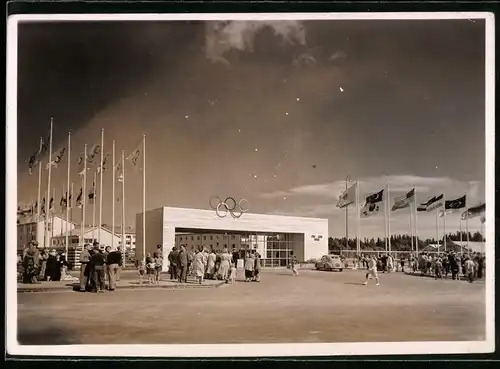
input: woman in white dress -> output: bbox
[219,248,231,281]
[193,246,205,284]
[206,250,216,279]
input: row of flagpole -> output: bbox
[23,118,148,264]
[337,180,485,256]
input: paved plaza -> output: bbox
[17,269,485,345]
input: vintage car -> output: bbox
[315,255,343,272]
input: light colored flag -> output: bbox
[97,153,110,175]
[438,209,453,218]
[360,202,383,218]
[336,182,357,208]
[87,144,101,166]
[425,194,444,212]
[126,143,142,168]
[46,147,66,169]
[391,188,415,211]
[461,202,485,220]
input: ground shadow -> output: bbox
[344,282,366,286]
[17,326,80,345]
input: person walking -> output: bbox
[168,246,178,280]
[22,241,40,284]
[363,255,380,286]
[178,245,189,283]
[232,247,239,269]
[253,251,262,282]
[290,253,299,276]
[206,249,216,280]
[244,251,254,282]
[464,256,475,283]
[79,244,92,292]
[193,246,205,284]
[38,249,48,281]
[90,248,107,293]
[219,248,231,281]
[106,247,122,291]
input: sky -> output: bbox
[15,18,487,239]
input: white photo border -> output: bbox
[6,11,495,358]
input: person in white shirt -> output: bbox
[363,256,380,286]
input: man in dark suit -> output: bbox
[168,246,179,280]
[177,245,189,283]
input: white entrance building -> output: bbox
[136,206,328,270]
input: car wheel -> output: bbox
[339,269,343,272]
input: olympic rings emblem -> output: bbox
[209,196,250,219]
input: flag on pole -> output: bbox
[77,151,87,176]
[46,147,66,169]
[126,143,142,169]
[88,180,97,204]
[480,215,486,224]
[41,134,50,154]
[68,188,73,208]
[417,194,444,212]
[87,144,101,166]
[445,195,466,210]
[60,192,67,209]
[76,188,83,208]
[49,196,54,211]
[27,149,42,175]
[360,189,384,218]
[336,182,357,208]
[41,197,46,216]
[461,202,485,220]
[116,161,124,182]
[391,188,415,211]
[438,209,453,218]
[97,153,110,175]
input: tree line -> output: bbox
[329,231,485,252]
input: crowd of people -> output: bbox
[352,251,485,283]
[166,245,262,284]
[78,241,123,293]
[19,241,74,284]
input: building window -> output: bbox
[204,236,206,240]
[224,244,227,248]
[197,236,200,240]
[210,236,213,240]
[180,237,183,241]
[232,235,235,240]
[191,236,194,240]
[232,244,235,248]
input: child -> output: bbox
[228,262,237,284]
[138,260,146,285]
[147,260,156,284]
[154,251,163,284]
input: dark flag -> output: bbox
[365,189,384,204]
[76,188,83,208]
[445,195,466,210]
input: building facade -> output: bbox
[118,232,136,249]
[17,215,76,250]
[136,206,329,269]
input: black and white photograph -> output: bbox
[6,12,494,357]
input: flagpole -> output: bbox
[61,184,65,236]
[81,144,88,247]
[459,218,463,255]
[36,137,43,223]
[142,134,146,264]
[410,202,414,251]
[384,187,388,253]
[466,212,469,248]
[414,186,419,257]
[356,181,360,255]
[51,187,55,245]
[387,183,391,254]
[65,132,71,256]
[345,175,349,252]
[443,191,447,252]
[436,207,439,250]
[121,150,126,265]
[112,140,116,250]
[70,182,74,226]
[92,170,97,241]
[98,128,104,243]
[44,117,54,249]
